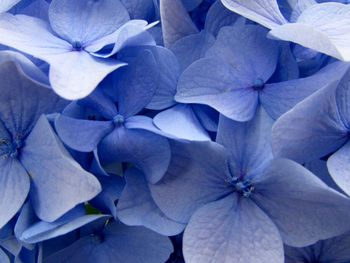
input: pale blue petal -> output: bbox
[269,3,350,61]
[149,140,231,223]
[0,158,29,229]
[253,158,350,247]
[160,0,198,47]
[221,0,288,29]
[55,116,113,152]
[272,82,349,163]
[216,107,274,180]
[0,0,20,13]
[47,51,127,100]
[120,0,155,20]
[176,58,259,122]
[183,195,284,263]
[171,31,215,72]
[98,126,171,184]
[0,13,71,61]
[327,141,350,196]
[117,168,185,236]
[153,104,210,141]
[20,116,101,222]
[48,0,129,45]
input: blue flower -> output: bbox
[0,0,155,99]
[149,108,350,262]
[55,50,171,183]
[0,58,101,227]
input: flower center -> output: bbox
[227,177,255,198]
[113,114,125,126]
[252,78,265,91]
[0,138,23,159]
[71,41,83,51]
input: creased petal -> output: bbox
[253,158,350,247]
[183,195,283,263]
[20,116,101,222]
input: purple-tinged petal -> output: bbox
[20,116,101,222]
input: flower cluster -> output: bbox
[1,0,350,262]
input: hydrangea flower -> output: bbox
[149,108,350,262]
[0,0,155,99]
[0,58,101,228]
[55,49,171,183]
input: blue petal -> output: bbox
[216,107,274,180]
[192,105,219,132]
[48,0,130,45]
[45,220,173,263]
[182,0,203,11]
[176,58,259,122]
[0,248,9,263]
[20,116,101,222]
[171,30,215,72]
[90,175,125,218]
[261,61,350,119]
[253,158,350,247]
[117,168,185,236]
[55,116,113,152]
[204,0,240,36]
[153,104,210,141]
[98,126,171,184]
[0,14,71,61]
[327,141,350,195]
[183,195,284,263]
[0,158,29,229]
[116,50,158,117]
[206,25,279,84]
[47,51,127,100]
[0,60,66,138]
[120,0,155,20]
[272,81,349,163]
[221,0,288,29]
[149,140,231,223]
[0,0,20,13]
[160,0,198,47]
[269,3,350,61]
